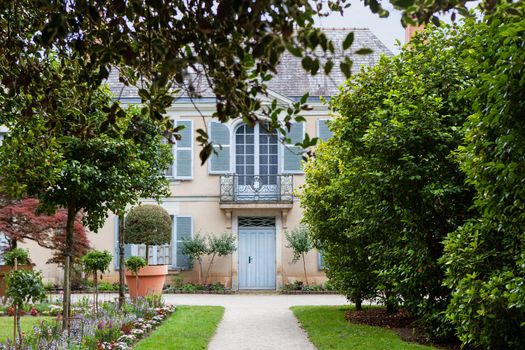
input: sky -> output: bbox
[314,1,405,53]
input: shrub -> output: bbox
[82,250,113,311]
[442,4,525,348]
[204,234,236,284]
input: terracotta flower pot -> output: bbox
[125,265,168,298]
[0,265,33,297]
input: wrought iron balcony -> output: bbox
[220,174,293,203]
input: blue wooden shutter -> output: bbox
[173,216,192,269]
[283,122,304,173]
[318,251,325,270]
[317,119,333,142]
[209,121,231,173]
[175,120,193,179]
[114,215,132,269]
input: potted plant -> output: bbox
[124,204,171,297]
[81,250,112,312]
[0,248,33,297]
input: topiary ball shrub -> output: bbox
[124,205,171,262]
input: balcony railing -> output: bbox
[220,174,293,203]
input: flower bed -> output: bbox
[0,298,175,350]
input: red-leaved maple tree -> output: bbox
[0,197,90,265]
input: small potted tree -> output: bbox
[81,250,112,312]
[124,204,171,297]
[0,248,33,297]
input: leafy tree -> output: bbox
[0,56,171,330]
[81,250,113,312]
[0,197,89,265]
[0,0,489,164]
[125,256,147,299]
[124,204,172,263]
[302,23,474,338]
[442,4,525,348]
[6,270,45,345]
[181,234,208,284]
[204,234,236,285]
[285,226,313,286]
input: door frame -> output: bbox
[238,225,276,290]
[231,212,283,291]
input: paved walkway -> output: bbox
[67,293,348,349]
[163,293,348,350]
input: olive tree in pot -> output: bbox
[124,204,171,297]
[81,250,112,313]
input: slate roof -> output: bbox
[106,28,391,100]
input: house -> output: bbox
[14,28,391,290]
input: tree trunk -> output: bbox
[204,253,216,285]
[118,213,125,309]
[16,306,21,347]
[13,258,17,349]
[62,205,77,331]
[355,298,362,311]
[145,244,149,265]
[302,252,309,286]
[197,259,203,285]
[94,272,98,313]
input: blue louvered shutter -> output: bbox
[282,122,304,173]
[173,216,192,269]
[174,120,193,179]
[318,251,325,270]
[209,121,231,173]
[317,119,333,142]
[114,215,132,269]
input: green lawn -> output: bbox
[291,306,436,350]
[0,316,52,343]
[134,305,224,350]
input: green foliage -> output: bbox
[124,205,172,246]
[81,250,112,276]
[6,270,46,308]
[125,256,147,275]
[285,226,313,263]
[207,234,236,257]
[441,4,525,349]
[3,248,30,266]
[302,22,474,337]
[181,234,208,265]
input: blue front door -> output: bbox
[238,218,276,289]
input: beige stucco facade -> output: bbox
[22,98,331,290]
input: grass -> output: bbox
[291,306,437,350]
[134,305,224,350]
[0,316,52,343]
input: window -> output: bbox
[164,120,193,180]
[114,215,192,269]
